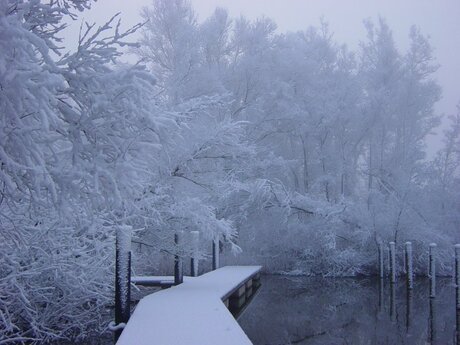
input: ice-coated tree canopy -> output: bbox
[0,0,458,343]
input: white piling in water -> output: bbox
[405,242,413,290]
[378,242,384,279]
[212,237,220,271]
[389,242,396,284]
[190,231,200,277]
[429,243,436,298]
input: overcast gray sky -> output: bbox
[65,0,460,153]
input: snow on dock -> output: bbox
[131,276,176,287]
[117,266,262,345]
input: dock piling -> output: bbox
[455,244,460,342]
[212,237,220,271]
[378,242,384,279]
[190,231,200,277]
[390,280,396,322]
[174,232,184,285]
[115,225,132,340]
[429,294,436,343]
[455,244,460,301]
[429,243,436,298]
[406,287,413,333]
[405,242,413,290]
[389,242,396,284]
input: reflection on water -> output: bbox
[238,275,458,345]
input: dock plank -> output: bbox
[117,266,262,345]
[131,276,176,286]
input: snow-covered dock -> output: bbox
[117,266,262,345]
[131,275,176,287]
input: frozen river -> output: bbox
[238,275,458,345]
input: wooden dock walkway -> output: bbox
[116,265,262,345]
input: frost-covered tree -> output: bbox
[359,19,442,246]
[134,4,452,277]
[0,1,172,342]
[424,105,460,243]
[435,106,460,189]
[132,0,261,270]
[1,1,458,342]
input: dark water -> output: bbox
[238,275,459,345]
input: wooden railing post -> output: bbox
[174,231,183,285]
[212,237,219,271]
[190,231,200,277]
[115,225,132,340]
